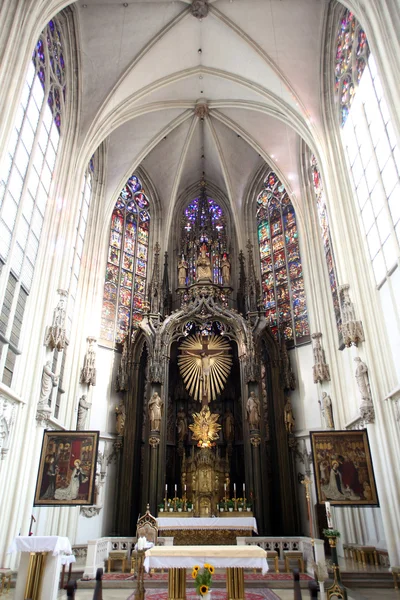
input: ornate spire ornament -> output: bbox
[189,405,221,447]
[80,337,97,386]
[339,284,365,347]
[245,240,260,313]
[178,333,232,404]
[148,242,161,314]
[237,250,246,315]
[162,252,172,316]
[44,289,68,351]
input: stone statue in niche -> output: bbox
[177,256,188,287]
[176,407,187,442]
[196,243,212,281]
[80,337,97,386]
[115,402,126,436]
[223,408,234,442]
[246,391,261,430]
[148,392,163,431]
[354,357,375,423]
[284,396,295,433]
[320,392,334,429]
[221,253,231,286]
[39,360,59,406]
[77,395,92,430]
[311,332,330,383]
[339,284,365,347]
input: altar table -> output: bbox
[144,544,268,600]
[8,536,72,600]
[156,517,257,546]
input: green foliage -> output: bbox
[192,564,213,596]
[323,528,341,537]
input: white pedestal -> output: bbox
[13,552,61,600]
[8,536,72,600]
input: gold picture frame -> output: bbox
[310,430,379,506]
[34,430,99,506]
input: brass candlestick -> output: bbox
[301,476,314,546]
[164,495,167,511]
[233,486,238,511]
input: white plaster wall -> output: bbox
[290,344,322,432]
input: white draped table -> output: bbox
[156,517,258,533]
[144,544,268,600]
[8,536,72,600]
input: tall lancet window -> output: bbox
[257,170,309,345]
[100,174,151,344]
[0,17,67,386]
[310,156,341,334]
[336,10,400,285]
[181,189,227,286]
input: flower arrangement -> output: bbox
[192,563,214,597]
[323,528,341,537]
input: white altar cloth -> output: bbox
[8,536,72,556]
[144,545,268,574]
[157,517,257,533]
[8,536,73,600]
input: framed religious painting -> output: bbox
[310,430,379,506]
[34,430,99,506]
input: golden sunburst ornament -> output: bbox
[178,333,232,403]
[189,406,221,447]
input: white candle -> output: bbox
[184,484,186,491]
[325,501,333,528]
[243,483,245,492]
[165,484,167,492]
[234,483,236,491]
[175,484,177,493]
[224,483,226,491]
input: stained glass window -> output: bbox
[0,16,67,386]
[336,10,400,285]
[310,156,341,335]
[256,170,309,344]
[181,195,227,286]
[100,174,150,344]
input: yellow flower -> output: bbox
[204,563,210,569]
[192,570,197,579]
[193,565,200,571]
[207,565,215,575]
[200,584,209,595]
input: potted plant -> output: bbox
[227,499,234,512]
[237,499,244,512]
[323,529,341,538]
[187,500,193,512]
[218,501,224,512]
[192,563,214,599]
[158,502,164,513]
[177,499,183,512]
[246,501,252,512]
[168,498,174,512]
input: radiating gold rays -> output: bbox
[178,334,232,402]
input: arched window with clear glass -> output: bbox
[100,174,151,344]
[336,10,400,285]
[0,16,67,386]
[256,170,309,346]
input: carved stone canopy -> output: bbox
[195,103,209,118]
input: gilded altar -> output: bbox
[182,447,228,517]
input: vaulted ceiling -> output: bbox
[76,0,328,235]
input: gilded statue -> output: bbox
[189,405,221,447]
[196,243,212,281]
[284,397,295,433]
